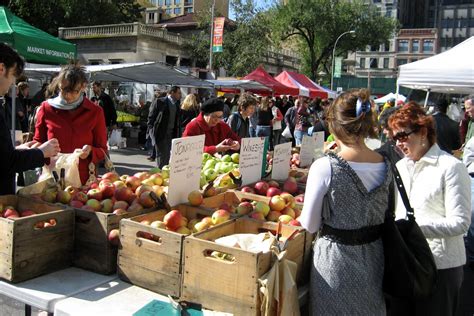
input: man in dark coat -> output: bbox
[92,81,117,130]
[0,43,60,194]
[433,98,461,154]
[147,86,182,168]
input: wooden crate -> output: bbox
[181,218,307,316]
[200,190,270,210]
[73,206,156,275]
[117,204,214,297]
[0,196,74,283]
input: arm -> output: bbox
[106,95,117,126]
[147,99,159,130]
[417,162,471,238]
[33,105,47,143]
[275,108,283,121]
[300,157,331,233]
[89,107,108,163]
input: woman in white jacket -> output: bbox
[388,102,471,316]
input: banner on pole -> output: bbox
[212,17,225,53]
[334,57,343,78]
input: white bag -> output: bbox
[39,149,83,188]
[282,126,293,139]
[108,129,122,147]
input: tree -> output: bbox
[270,0,398,80]
[7,0,142,36]
[183,0,274,77]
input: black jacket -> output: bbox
[227,112,250,138]
[147,96,181,143]
[0,99,44,195]
[433,112,461,154]
[95,92,117,127]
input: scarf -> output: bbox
[47,94,84,111]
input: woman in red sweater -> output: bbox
[183,98,240,155]
[34,63,107,185]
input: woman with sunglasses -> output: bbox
[387,102,470,316]
[34,62,108,185]
[300,89,391,315]
[183,97,240,154]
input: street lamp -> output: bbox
[331,30,355,92]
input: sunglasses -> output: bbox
[392,130,416,142]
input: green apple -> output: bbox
[204,169,218,181]
[231,153,240,163]
[200,174,208,188]
[222,162,234,173]
[221,154,232,163]
[149,167,161,174]
[161,165,170,179]
[202,153,211,162]
[203,159,217,170]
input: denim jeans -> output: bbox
[256,125,273,149]
[466,178,474,263]
[294,129,306,146]
[249,126,257,137]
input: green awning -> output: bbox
[0,6,76,64]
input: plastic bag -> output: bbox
[108,129,122,147]
[282,126,293,139]
[39,149,83,188]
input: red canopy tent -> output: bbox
[275,71,328,99]
[243,66,299,96]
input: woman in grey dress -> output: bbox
[300,89,391,315]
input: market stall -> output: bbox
[374,92,406,104]
[243,66,299,96]
[275,70,328,99]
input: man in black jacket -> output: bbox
[0,43,60,194]
[433,98,461,154]
[147,86,182,168]
[92,81,117,130]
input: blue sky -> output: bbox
[229,0,276,19]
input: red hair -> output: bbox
[388,102,436,146]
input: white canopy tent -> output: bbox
[207,79,272,92]
[25,61,214,88]
[374,92,406,104]
[397,36,474,94]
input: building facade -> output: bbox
[148,0,229,18]
[439,1,474,51]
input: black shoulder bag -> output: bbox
[383,161,438,300]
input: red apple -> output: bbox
[249,211,265,221]
[163,210,183,231]
[134,172,150,181]
[254,181,269,196]
[73,191,88,204]
[211,209,231,225]
[267,210,282,222]
[114,180,126,189]
[108,229,120,245]
[115,187,135,203]
[138,191,156,208]
[289,219,301,226]
[241,186,255,194]
[86,199,102,212]
[113,200,129,211]
[283,177,298,195]
[269,195,286,212]
[266,187,282,197]
[125,176,141,192]
[99,181,115,199]
[135,185,152,197]
[128,202,144,213]
[280,192,296,208]
[235,201,253,215]
[295,194,305,203]
[281,207,296,219]
[69,200,84,209]
[149,173,163,186]
[87,189,103,201]
[187,190,203,206]
[102,172,120,183]
[268,180,280,188]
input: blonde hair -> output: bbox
[181,94,199,111]
[259,96,271,111]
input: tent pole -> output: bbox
[11,85,16,144]
[395,80,399,101]
[424,89,431,108]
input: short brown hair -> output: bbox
[327,88,377,144]
[49,61,88,93]
[17,81,29,91]
[237,92,257,112]
[388,102,436,146]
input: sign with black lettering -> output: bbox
[240,137,266,185]
[168,135,205,206]
[271,142,292,180]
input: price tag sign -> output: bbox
[299,134,316,167]
[271,142,292,180]
[313,131,325,160]
[168,135,205,207]
[240,137,266,185]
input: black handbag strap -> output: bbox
[385,158,415,220]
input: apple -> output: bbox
[289,219,301,226]
[64,186,79,196]
[100,199,114,213]
[113,200,129,211]
[231,153,239,163]
[176,226,192,235]
[87,189,103,201]
[268,180,280,188]
[283,177,298,195]
[235,201,253,215]
[115,187,135,203]
[99,181,115,198]
[269,195,286,212]
[20,210,36,217]
[267,211,282,222]
[203,186,218,197]
[128,202,144,213]
[294,208,302,218]
[86,199,102,212]
[114,180,126,189]
[120,175,129,182]
[161,165,170,179]
[152,185,165,197]
[141,178,155,187]
[266,187,282,197]
[202,152,212,161]
[218,202,231,212]
[4,208,19,218]
[90,182,99,190]
[138,191,156,208]
[41,189,57,203]
[281,207,296,219]
[135,185,152,198]
[187,218,200,230]
[108,229,120,245]
[150,220,167,229]
[194,221,210,233]
[154,209,167,221]
[254,201,270,217]
[149,173,163,186]
[278,214,293,224]
[57,190,72,204]
[113,208,128,215]
[203,169,218,181]
[280,192,296,208]
[211,209,231,225]
[102,172,120,183]
[295,194,305,203]
[249,211,265,221]
[125,176,141,192]
[70,200,84,209]
[134,172,150,181]
[149,167,161,174]
[254,181,269,196]
[164,210,183,231]
[188,190,203,206]
[241,186,255,194]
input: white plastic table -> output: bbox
[0,267,117,316]
[54,279,230,316]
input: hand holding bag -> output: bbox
[39,149,83,188]
[282,126,293,139]
[383,160,438,300]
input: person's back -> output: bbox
[433,99,461,153]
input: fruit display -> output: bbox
[239,177,305,206]
[200,152,240,191]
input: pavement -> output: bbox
[1,141,474,315]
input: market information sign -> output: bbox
[313,131,325,159]
[334,57,343,78]
[271,142,292,180]
[212,17,225,53]
[299,134,316,168]
[240,137,266,185]
[168,135,205,207]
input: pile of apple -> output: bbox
[290,153,301,168]
[288,169,308,186]
[240,177,305,203]
[200,152,240,190]
[40,170,168,214]
[0,205,57,228]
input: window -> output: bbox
[383,58,389,69]
[370,45,378,52]
[184,0,193,5]
[166,8,172,14]
[423,40,434,52]
[175,0,181,4]
[385,5,392,17]
[369,58,378,69]
[412,40,419,53]
[397,59,408,67]
[398,40,409,52]
[360,58,366,68]
[148,13,155,21]
[384,41,390,51]
[184,7,193,13]
[165,0,171,5]
[174,8,181,14]
[158,0,164,5]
